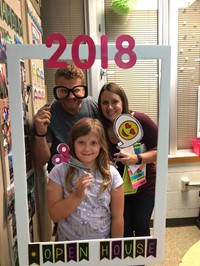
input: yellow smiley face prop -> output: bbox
[114,114,143,148]
[118,120,139,141]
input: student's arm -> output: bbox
[31,106,51,166]
[47,174,93,223]
[31,137,52,167]
[110,184,124,238]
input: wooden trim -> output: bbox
[168,155,200,164]
[150,217,198,227]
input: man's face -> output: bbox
[55,77,84,114]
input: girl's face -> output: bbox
[74,131,100,169]
[100,90,123,123]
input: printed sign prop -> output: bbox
[7,38,171,265]
[114,114,143,149]
[113,114,146,192]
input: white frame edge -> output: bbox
[6,43,171,265]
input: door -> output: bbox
[84,0,107,100]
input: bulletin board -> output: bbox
[7,41,171,265]
[0,1,23,263]
[26,0,46,113]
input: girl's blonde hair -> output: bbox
[66,118,111,193]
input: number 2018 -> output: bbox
[45,33,137,70]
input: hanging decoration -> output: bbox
[111,0,137,15]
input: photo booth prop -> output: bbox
[7,40,171,265]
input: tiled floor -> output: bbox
[150,225,200,266]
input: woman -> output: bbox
[98,82,158,237]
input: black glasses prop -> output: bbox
[53,85,88,100]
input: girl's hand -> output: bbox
[74,173,93,198]
[34,105,51,136]
[113,151,137,165]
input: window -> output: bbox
[177,0,200,149]
[105,0,159,124]
[40,0,85,102]
[105,0,200,153]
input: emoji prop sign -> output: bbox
[114,114,143,149]
[114,114,146,192]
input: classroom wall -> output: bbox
[167,162,200,219]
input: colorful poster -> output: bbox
[0,0,23,43]
[27,0,46,113]
[0,63,8,99]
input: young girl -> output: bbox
[47,117,124,241]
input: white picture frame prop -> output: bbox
[7,42,171,265]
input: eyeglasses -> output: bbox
[53,85,88,100]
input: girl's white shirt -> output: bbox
[48,163,123,241]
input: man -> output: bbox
[31,65,99,172]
